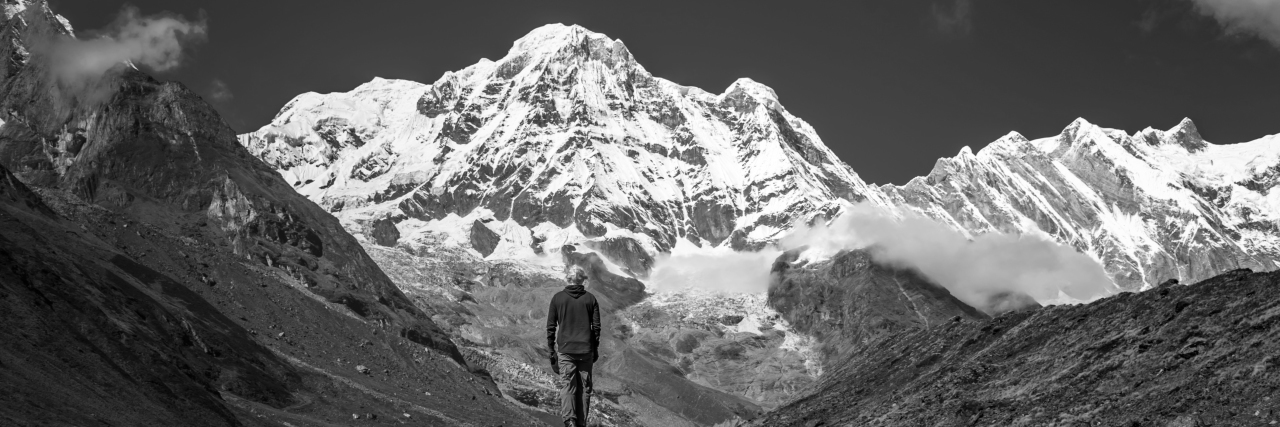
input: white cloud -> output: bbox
[647,239,780,294]
[780,203,1118,313]
[931,0,974,37]
[31,5,207,91]
[210,78,233,102]
[647,202,1118,315]
[1189,0,1280,46]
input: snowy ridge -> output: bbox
[241,23,884,267]
[241,24,1280,290]
[886,118,1280,289]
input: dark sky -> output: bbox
[51,0,1280,185]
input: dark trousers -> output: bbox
[558,352,593,426]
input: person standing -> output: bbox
[546,266,601,427]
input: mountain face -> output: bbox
[0,2,545,425]
[888,119,1280,291]
[242,24,1279,292]
[752,268,1280,427]
[768,248,990,363]
[240,24,884,275]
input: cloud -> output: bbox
[646,201,1116,316]
[29,5,207,96]
[931,0,974,37]
[1136,8,1162,35]
[1188,0,1280,46]
[647,243,781,294]
[209,79,233,102]
[779,203,1118,313]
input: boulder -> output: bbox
[369,218,400,247]
[469,220,501,257]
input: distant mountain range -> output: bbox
[241,23,1280,292]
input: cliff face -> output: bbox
[754,268,1280,427]
[768,249,990,363]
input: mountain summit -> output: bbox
[241,24,880,276]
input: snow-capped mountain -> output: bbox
[241,23,1280,289]
[888,118,1280,290]
[240,24,885,275]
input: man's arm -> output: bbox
[590,298,601,359]
[546,296,558,354]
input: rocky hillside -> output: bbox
[1,163,294,427]
[0,2,544,425]
[768,248,991,363]
[753,266,1280,426]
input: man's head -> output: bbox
[565,266,588,286]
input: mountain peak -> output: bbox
[718,77,782,112]
[1166,117,1205,151]
[511,23,599,49]
[505,23,634,67]
[724,78,779,101]
[1135,118,1206,152]
[3,0,35,19]
[4,0,73,35]
[1063,117,1095,133]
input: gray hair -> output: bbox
[565,266,588,285]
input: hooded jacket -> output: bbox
[546,284,601,355]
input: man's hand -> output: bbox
[549,353,560,375]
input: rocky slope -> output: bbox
[768,248,991,363]
[0,2,543,425]
[752,266,1280,427]
[0,163,294,427]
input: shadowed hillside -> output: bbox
[754,267,1280,426]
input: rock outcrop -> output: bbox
[768,248,989,362]
[469,219,502,257]
[369,216,400,246]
